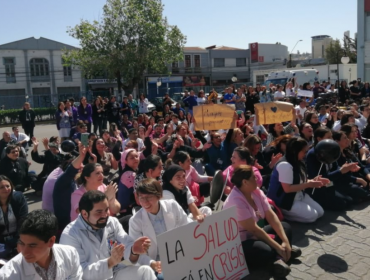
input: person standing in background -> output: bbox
[18,102,35,146]
[77,97,93,133]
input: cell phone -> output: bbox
[81,133,89,147]
[236,110,243,115]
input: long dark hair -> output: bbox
[0,175,14,206]
[91,138,104,163]
[313,127,331,147]
[285,137,307,182]
[77,163,102,185]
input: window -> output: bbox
[185,55,192,68]
[3,57,16,83]
[256,75,265,84]
[214,58,225,68]
[62,58,72,81]
[172,61,179,73]
[30,58,50,82]
[236,58,247,67]
[194,55,201,67]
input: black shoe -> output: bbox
[272,259,291,278]
[290,245,302,260]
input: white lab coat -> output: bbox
[60,215,153,280]
[129,199,191,266]
[0,244,83,280]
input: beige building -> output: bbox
[311,35,333,59]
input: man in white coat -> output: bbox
[0,209,83,280]
[60,190,156,280]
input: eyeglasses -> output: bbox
[137,195,157,202]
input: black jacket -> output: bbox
[0,156,29,191]
[18,109,35,127]
[31,150,64,178]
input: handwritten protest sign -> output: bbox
[297,89,313,97]
[193,104,236,131]
[157,206,249,280]
[254,101,294,125]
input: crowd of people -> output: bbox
[1,78,370,279]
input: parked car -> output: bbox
[151,97,177,112]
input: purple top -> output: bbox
[77,104,92,123]
[223,187,270,241]
[42,167,64,213]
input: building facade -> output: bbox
[358,0,370,81]
[311,35,333,59]
[0,37,83,109]
[145,43,288,99]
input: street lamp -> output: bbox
[336,51,350,84]
[289,39,303,68]
[156,78,162,95]
[231,74,238,83]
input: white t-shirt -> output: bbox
[276,161,304,200]
[162,187,195,205]
[274,91,286,99]
[286,88,295,97]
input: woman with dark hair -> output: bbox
[70,163,120,221]
[0,175,28,259]
[101,129,119,153]
[88,138,118,184]
[266,110,297,146]
[305,128,353,210]
[332,131,370,202]
[333,111,366,131]
[169,151,212,208]
[304,112,321,132]
[338,80,350,103]
[162,165,210,220]
[361,82,370,97]
[340,123,368,160]
[262,135,291,169]
[223,128,244,166]
[223,147,263,194]
[349,80,361,100]
[267,137,328,223]
[118,149,140,213]
[134,155,164,189]
[299,122,314,146]
[92,97,105,136]
[55,101,71,141]
[223,165,301,278]
[77,96,93,133]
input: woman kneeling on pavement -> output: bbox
[223,165,301,278]
[267,137,328,223]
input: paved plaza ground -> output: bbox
[3,124,370,280]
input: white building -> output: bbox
[357,0,370,81]
[311,35,333,59]
[0,37,83,109]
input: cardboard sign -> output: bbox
[158,207,249,280]
[193,104,236,131]
[297,89,313,97]
[254,101,294,125]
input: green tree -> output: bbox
[64,0,186,95]
[325,39,342,64]
[343,34,357,63]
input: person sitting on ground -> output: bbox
[0,131,26,159]
[129,178,195,279]
[10,126,30,150]
[88,138,119,184]
[72,123,88,145]
[0,176,28,260]
[30,137,64,195]
[168,151,212,208]
[60,190,156,280]
[162,164,211,220]
[223,165,301,278]
[267,137,328,223]
[0,209,83,280]
[0,145,30,192]
[70,163,120,221]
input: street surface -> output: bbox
[2,124,370,279]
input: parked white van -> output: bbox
[264,69,319,87]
